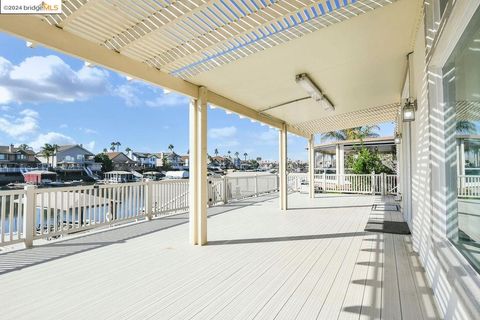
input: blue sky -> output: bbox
[0,32,393,161]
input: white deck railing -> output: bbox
[0,175,278,248]
[458,175,480,198]
[208,174,278,206]
[288,172,398,195]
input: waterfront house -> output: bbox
[105,152,137,171]
[127,151,158,169]
[0,145,42,185]
[0,145,41,172]
[155,152,183,170]
[36,144,101,172]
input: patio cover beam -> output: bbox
[0,15,309,138]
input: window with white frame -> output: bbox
[443,6,480,273]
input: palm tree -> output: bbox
[125,147,132,153]
[243,152,248,161]
[18,144,30,151]
[41,143,55,167]
[234,151,239,158]
[115,141,121,152]
[227,150,231,158]
[321,125,380,142]
[457,121,476,134]
[256,157,262,162]
[214,148,219,157]
[103,148,108,153]
[168,144,174,153]
[110,142,116,152]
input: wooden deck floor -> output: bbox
[0,193,440,320]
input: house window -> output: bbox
[0,154,6,160]
[443,6,480,272]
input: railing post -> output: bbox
[145,180,153,220]
[23,185,36,248]
[323,172,327,192]
[254,174,259,196]
[371,171,375,195]
[381,172,386,196]
[223,176,228,204]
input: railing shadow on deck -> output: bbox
[340,230,441,320]
[288,204,374,210]
[0,194,278,276]
[207,231,369,246]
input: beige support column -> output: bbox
[197,87,208,245]
[308,134,315,198]
[189,98,198,245]
[279,124,288,210]
[189,87,208,245]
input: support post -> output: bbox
[254,174,259,197]
[197,87,208,245]
[188,87,208,245]
[279,124,288,210]
[23,185,36,248]
[308,134,315,198]
[189,98,198,245]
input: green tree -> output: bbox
[18,144,30,151]
[40,143,57,167]
[243,152,248,161]
[214,148,219,157]
[162,154,172,171]
[234,151,239,158]
[110,142,116,152]
[94,153,113,172]
[347,147,393,174]
[168,144,174,153]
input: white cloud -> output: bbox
[0,55,109,105]
[80,127,97,134]
[84,141,96,152]
[215,139,240,148]
[209,126,237,139]
[59,123,68,128]
[114,84,141,106]
[29,132,75,151]
[0,108,39,139]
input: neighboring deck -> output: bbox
[0,193,440,320]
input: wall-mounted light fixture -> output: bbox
[295,73,334,111]
[394,133,402,144]
[402,98,417,122]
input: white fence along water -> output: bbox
[0,174,278,248]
